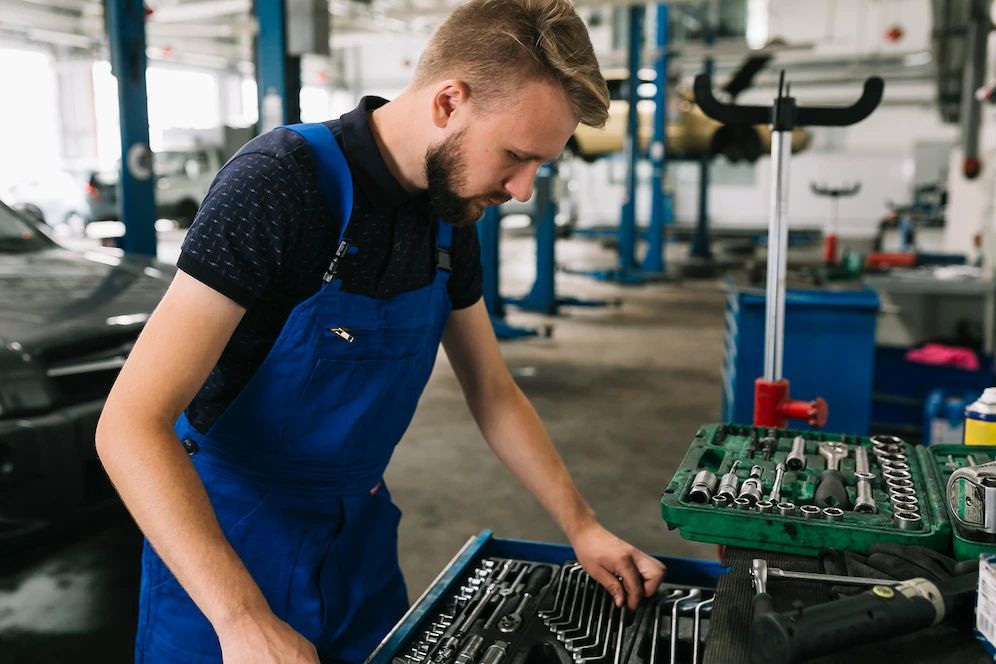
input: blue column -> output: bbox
[106,0,156,256]
[619,5,645,272]
[476,207,541,339]
[256,0,291,132]
[689,31,714,260]
[477,206,504,318]
[507,164,557,314]
[642,3,671,273]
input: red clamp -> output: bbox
[754,378,829,429]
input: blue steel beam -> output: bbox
[618,4,644,272]
[476,207,540,340]
[641,3,672,274]
[689,27,715,260]
[256,0,294,132]
[106,0,156,256]
[507,164,557,314]
[478,206,505,319]
[506,164,614,314]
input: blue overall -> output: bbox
[135,123,453,663]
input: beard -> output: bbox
[424,130,506,227]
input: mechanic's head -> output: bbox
[413,0,608,225]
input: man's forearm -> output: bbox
[96,415,269,630]
[467,379,598,540]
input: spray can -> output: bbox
[965,388,996,446]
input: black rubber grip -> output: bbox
[814,469,851,509]
[525,565,553,595]
[750,584,937,664]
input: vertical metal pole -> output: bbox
[642,3,670,273]
[959,0,988,178]
[689,39,714,260]
[619,4,644,272]
[256,0,290,133]
[477,206,504,318]
[106,0,157,256]
[764,131,791,382]
[529,164,557,313]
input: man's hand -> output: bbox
[569,521,667,610]
[218,610,320,663]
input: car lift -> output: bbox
[106,0,156,256]
[694,70,883,427]
[256,0,301,132]
[504,163,615,315]
[476,207,545,341]
[571,4,672,284]
[479,161,613,340]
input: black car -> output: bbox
[0,200,172,548]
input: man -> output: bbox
[96,1,666,662]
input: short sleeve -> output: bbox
[447,224,483,310]
[177,152,305,308]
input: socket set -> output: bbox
[661,424,951,556]
[390,557,715,664]
[929,444,996,560]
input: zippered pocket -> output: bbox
[318,324,431,360]
[328,327,354,343]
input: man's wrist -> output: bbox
[208,589,271,635]
[562,506,599,543]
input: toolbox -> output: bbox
[366,530,725,664]
[660,424,955,556]
[927,444,996,560]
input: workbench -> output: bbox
[863,271,996,355]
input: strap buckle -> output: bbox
[436,247,452,272]
[323,239,351,283]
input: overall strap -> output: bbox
[436,219,452,273]
[281,122,354,283]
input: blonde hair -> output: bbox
[414,0,609,128]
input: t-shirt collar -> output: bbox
[339,95,419,211]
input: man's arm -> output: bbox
[96,271,318,663]
[441,299,666,609]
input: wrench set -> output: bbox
[393,558,715,664]
[661,425,951,555]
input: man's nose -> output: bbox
[505,162,541,202]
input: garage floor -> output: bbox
[0,231,724,660]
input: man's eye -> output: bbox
[507,151,525,162]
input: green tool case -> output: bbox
[927,444,996,560]
[660,424,968,556]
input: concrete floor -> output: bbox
[0,231,724,658]
[390,235,721,594]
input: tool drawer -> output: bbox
[660,424,952,556]
[366,531,724,664]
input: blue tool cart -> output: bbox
[366,530,723,664]
[721,282,879,434]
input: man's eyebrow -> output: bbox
[509,147,561,162]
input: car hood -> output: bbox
[0,247,172,354]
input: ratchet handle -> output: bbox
[524,565,553,595]
[750,582,937,664]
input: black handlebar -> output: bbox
[810,182,861,198]
[693,72,884,130]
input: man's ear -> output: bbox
[430,80,471,129]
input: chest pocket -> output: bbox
[314,322,431,361]
[281,322,437,466]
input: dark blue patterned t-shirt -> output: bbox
[177,96,482,433]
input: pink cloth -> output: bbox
[905,343,981,371]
